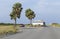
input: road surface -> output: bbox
[1,26,60,39]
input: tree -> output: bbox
[25,8,35,26]
[10,2,23,27]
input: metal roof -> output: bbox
[33,20,45,23]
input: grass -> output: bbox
[0,25,20,35]
[50,24,60,27]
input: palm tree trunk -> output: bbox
[14,18,16,27]
[30,19,32,27]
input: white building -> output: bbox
[32,20,45,26]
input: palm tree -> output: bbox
[25,8,35,26]
[10,2,23,27]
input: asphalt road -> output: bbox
[1,26,60,39]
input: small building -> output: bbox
[32,20,46,26]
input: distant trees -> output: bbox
[25,8,35,26]
[51,23,60,27]
[0,23,13,25]
[51,23,59,26]
[52,23,58,25]
[10,2,23,27]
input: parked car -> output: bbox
[20,24,25,27]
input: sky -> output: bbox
[0,0,60,24]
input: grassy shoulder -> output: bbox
[0,25,20,35]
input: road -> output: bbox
[1,26,60,39]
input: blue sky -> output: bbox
[0,0,60,24]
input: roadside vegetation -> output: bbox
[10,2,23,27]
[25,9,35,26]
[51,23,60,27]
[0,25,19,36]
